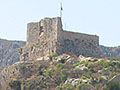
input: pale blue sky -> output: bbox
[0,0,120,46]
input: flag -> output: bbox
[61,3,63,11]
[60,3,63,18]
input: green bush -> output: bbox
[55,78,62,85]
[81,74,88,79]
[23,82,35,90]
[116,62,120,68]
[87,72,93,78]
[109,58,118,61]
[63,84,75,90]
[73,62,83,67]
[66,85,75,90]
[50,53,58,58]
[99,77,106,82]
[104,80,120,90]
[45,68,55,77]
[99,61,113,67]
[56,63,64,70]
[61,75,67,81]
[95,83,103,90]
[78,83,90,90]
[9,80,21,90]
[57,85,63,90]
[21,80,25,90]
[38,70,44,75]
[93,58,98,62]
[109,72,116,79]
[85,62,94,68]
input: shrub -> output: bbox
[57,85,63,90]
[49,53,58,60]
[45,68,55,78]
[83,68,88,72]
[56,63,64,70]
[61,75,67,81]
[66,86,75,90]
[73,62,83,67]
[78,83,91,90]
[99,77,106,82]
[95,83,103,90]
[93,58,98,62]
[50,53,58,58]
[81,74,88,79]
[97,61,112,67]
[109,58,118,61]
[104,80,120,90]
[87,72,93,78]
[109,72,116,79]
[21,80,25,90]
[116,62,120,68]
[9,80,21,90]
[24,82,35,90]
[63,84,75,90]
[85,62,94,68]
[38,70,44,75]
[55,77,62,85]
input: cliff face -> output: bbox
[0,39,25,71]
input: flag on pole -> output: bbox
[60,3,63,18]
[61,3,63,11]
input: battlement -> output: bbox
[19,17,103,61]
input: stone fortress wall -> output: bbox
[57,30,100,57]
[19,17,103,61]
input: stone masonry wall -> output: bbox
[57,31,102,57]
[19,17,103,61]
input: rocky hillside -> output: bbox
[100,45,120,59]
[0,39,25,71]
[0,38,120,73]
[1,54,120,90]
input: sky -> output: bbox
[0,0,120,46]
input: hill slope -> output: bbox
[0,54,120,90]
[100,45,120,59]
[0,39,25,71]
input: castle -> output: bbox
[19,17,103,61]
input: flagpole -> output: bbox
[60,3,63,19]
[60,2,63,28]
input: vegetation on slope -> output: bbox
[1,54,120,90]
